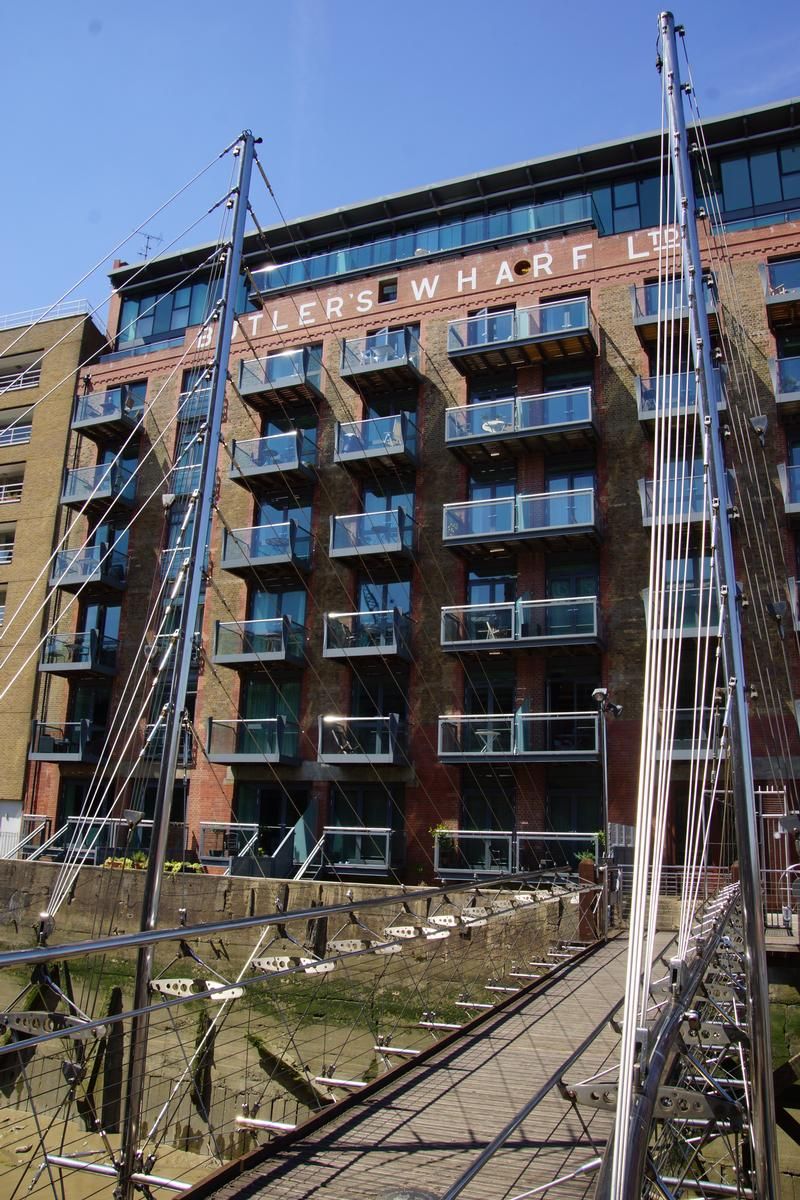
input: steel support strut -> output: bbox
[116,131,257,1200]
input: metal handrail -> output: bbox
[293,834,326,880]
[0,817,49,860]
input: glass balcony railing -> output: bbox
[334,413,417,463]
[50,544,128,590]
[206,716,300,763]
[445,387,592,446]
[40,630,118,673]
[230,431,315,480]
[323,608,411,658]
[779,463,800,510]
[636,369,724,418]
[61,463,135,507]
[213,617,306,664]
[248,195,594,296]
[143,723,195,767]
[765,258,800,299]
[437,711,599,759]
[448,298,590,354]
[442,489,596,543]
[639,475,707,524]
[317,715,406,763]
[25,815,186,866]
[642,586,720,636]
[632,278,715,321]
[72,388,143,431]
[440,597,599,647]
[340,328,420,377]
[221,521,312,572]
[330,507,414,558]
[772,356,800,404]
[29,719,100,761]
[433,829,514,876]
[238,346,323,398]
[321,826,394,872]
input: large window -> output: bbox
[591,176,661,235]
[718,143,800,220]
[117,279,222,350]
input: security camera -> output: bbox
[592,687,608,703]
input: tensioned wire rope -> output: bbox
[238,169,591,868]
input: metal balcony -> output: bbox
[638,475,707,526]
[213,617,306,668]
[340,327,421,392]
[442,488,598,554]
[317,826,396,876]
[317,715,407,765]
[778,463,800,518]
[760,259,800,329]
[447,298,596,375]
[323,608,411,660]
[49,545,128,593]
[142,724,195,767]
[145,632,202,672]
[0,423,31,447]
[206,716,300,765]
[221,521,312,578]
[636,369,725,428]
[433,829,514,877]
[238,346,323,404]
[444,387,594,462]
[72,388,141,441]
[641,586,721,638]
[39,630,118,677]
[770,356,800,416]
[329,507,415,563]
[60,463,135,514]
[334,413,417,471]
[631,278,717,345]
[437,711,599,762]
[440,597,600,651]
[25,815,186,865]
[29,719,101,763]
[0,481,23,504]
[229,431,315,489]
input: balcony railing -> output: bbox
[206,716,300,764]
[213,616,306,666]
[641,586,721,637]
[437,711,599,761]
[639,475,707,525]
[72,388,142,437]
[179,386,211,419]
[142,723,195,766]
[445,387,593,452]
[340,328,420,386]
[61,463,135,509]
[317,715,406,764]
[25,815,186,866]
[632,278,716,321]
[0,423,31,446]
[29,719,100,762]
[334,412,417,467]
[171,462,202,495]
[778,463,800,514]
[787,578,800,631]
[771,356,800,410]
[0,366,41,392]
[40,630,119,675]
[198,822,259,864]
[0,542,13,565]
[433,830,514,876]
[221,521,312,573]
[238,346,323,402]
[636,369,724,420]
[761,260,800,328]
[668,708,721,760]
[229,431,315,484]
[0,481,23,504]
[447,299,594,372]
[323,608,411,659]
[319,826,395,873]
[330,507,415,559]
[440,597,599,649]
[50,544,128,591]
[443,488,597,547]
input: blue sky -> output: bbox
[1,0,798,321]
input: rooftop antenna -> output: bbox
[139,231,163,261]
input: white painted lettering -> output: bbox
[326,296,344,320]
[356,289,375,313]
[248,312,263,336]
[495,261,514,285]
[298,301,317,326]
[410,275,440,301]
[197,326,213,349]
[532,253,553,277]
[457,268,477,292]
[572,244,592,270]
[627,235,650,261]
[269,309,289,332]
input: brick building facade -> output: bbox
[17,98,800,881]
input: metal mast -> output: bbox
[116,130,256,1200]
[659,13,778,1195]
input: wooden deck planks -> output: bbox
[213,936,666,1200]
